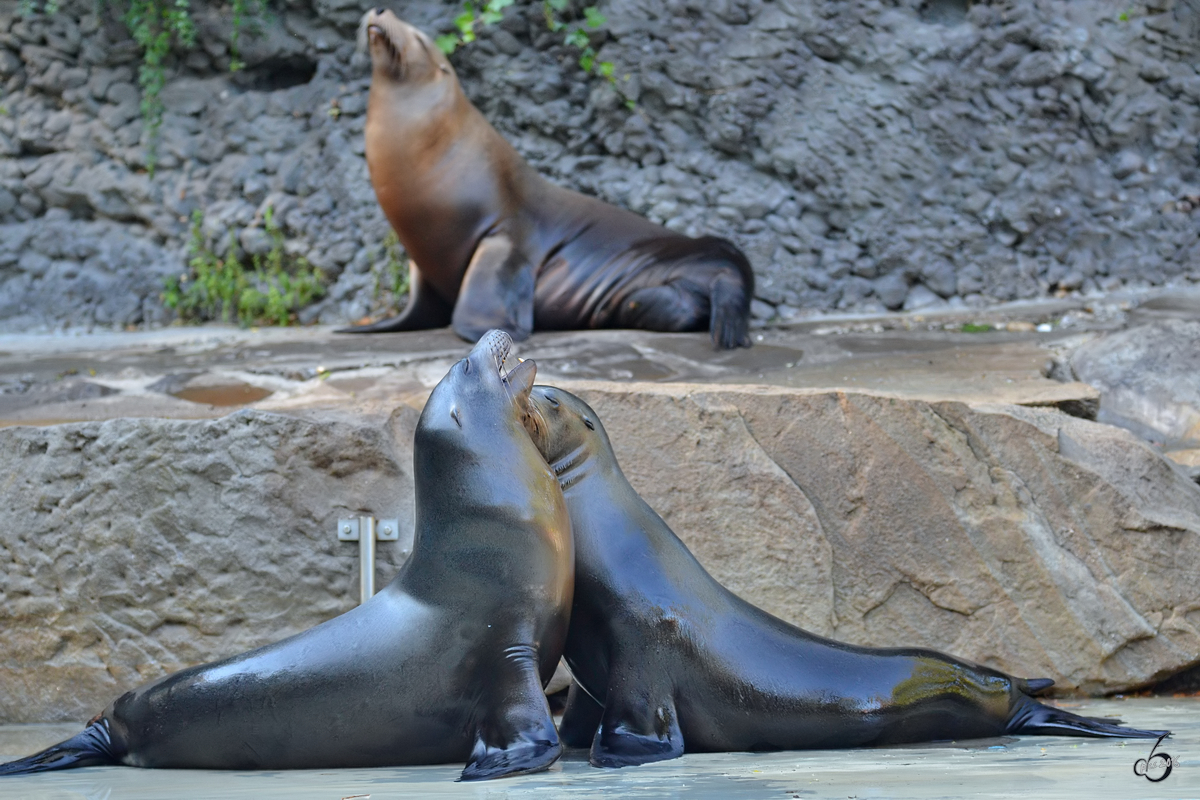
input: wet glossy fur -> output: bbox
[521,386,1168,768]
[0,332,572,780]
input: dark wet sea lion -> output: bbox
[341,9,754,349]
[0,331,573,781]
[520,386,1167,768]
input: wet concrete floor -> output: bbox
[0,699,1194,799]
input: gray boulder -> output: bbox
[1070,320,1200,478]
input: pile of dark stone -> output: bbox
[1,0,1198,332]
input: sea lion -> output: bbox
[341,9,754,349]
[519,386,1167,768]
[0,331,573,781]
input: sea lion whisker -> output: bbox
[551,444,589,479]
[356,12,371,54]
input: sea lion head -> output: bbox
[361,8,454,86]
[412,332,572,643]
[418,329,537,453]
[520,387,612,490]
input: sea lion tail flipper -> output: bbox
[709,270,752,349]
[559,680,605,749]
[451,232,535,344]
[698,236,753,349]
[590,691,684,768]
[336,268,453,333]
[0,718,119,775]
[1005,695,1169,739]
[459,648,562,781]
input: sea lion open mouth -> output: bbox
[360,10,405,77]
[479,329,513,375]
[475,328,537,409]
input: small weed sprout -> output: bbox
[163,207,326,326]
[368,230,411,317]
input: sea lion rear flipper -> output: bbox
[0,718,119,775]
[590,688,683,768]
[459,649,562,781]
[1005,695,1168,739]
[337,266,454,333]
[709,270,752,349]
[451,232,535,344]
[559,679,605,749]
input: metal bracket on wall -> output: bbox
[337,516,400,606]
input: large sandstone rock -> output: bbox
[2,384,1199,721]
[560,382,1200,695]
[0,406,421,723]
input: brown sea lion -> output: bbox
[519,386,1168,768]
[341,9,753,349]
[0,331,573,781]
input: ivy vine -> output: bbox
[123,0,196,171]
[436,0,623,95]
[17,0,262,174]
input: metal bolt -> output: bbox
[342,524,351,534]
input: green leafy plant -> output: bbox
[436,0,514,53]
[373,230,410,300]
[366,230,411,319]
[17,0,59,16]
[163,207,326,326]
[436,0,623,96]
[228,0,261,72]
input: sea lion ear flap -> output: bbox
[452,231,535,344]
[507,359,536,398]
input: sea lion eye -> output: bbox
[462,359,471,374]
[547,394,559,407]
[583,418,595,431]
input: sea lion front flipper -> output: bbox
[459,649,562,781]
[590,688,683,768]
[559,679,605,749]
[337,266,453,333]
[451,232,535,344]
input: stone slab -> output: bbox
[559,382,1200,696]
[0,407,422,723]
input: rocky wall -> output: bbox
[1,0,1199,331]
